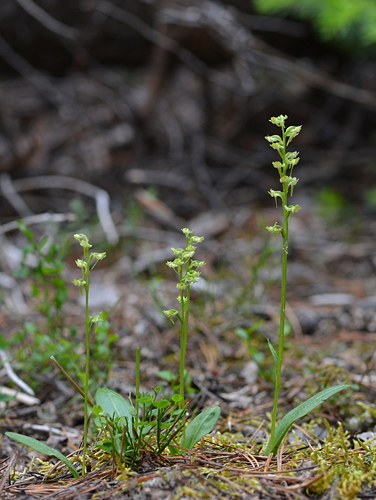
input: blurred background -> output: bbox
[1,0,376,222]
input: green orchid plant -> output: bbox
[163,228,205,408]
[72,234,106,475]
[264,115,351,455]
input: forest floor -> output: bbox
[1,191,376,500]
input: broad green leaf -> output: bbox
[153,399,171,410]
[0,393,15,403]
[266,384,351,456]
[5,432,79,478]
[95,388,134,440]
[267,338,278,372]
[182,406,221,449]
[157,370,174,382]
[92,404,107,427]
[95,388,132,420]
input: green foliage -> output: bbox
[86,312,118,387]
[93,387,220,465]
[254,0,376,53]
[157,369,198,397]
[265,384,351,455]
[234,324,276,381]
[93,387,187,464]
[16,221,68,333]
[8,229,221,478]
[5,432,80,478]
[6,225,81,389]
[8,323,81,391]
[183,406,221,449]
[3,226,112,392]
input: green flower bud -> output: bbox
[72,278,86,295]
[74,233,88,242]
[190,236,204,244]
[191,260,205,268]
[272,161,283,169]
[266,223,283,241]
[75,259,87,270]
[90,313,102,326]
[91,252,106,261]
[163,309,180,324]
[268,189,283,207]
[286,125,302,145]
[183,251,195,259]
[285,151,299,161]
[269,115,288,127]
[170,247,183,256]
[166,260,178,268]
[73,278,86,286]
[265,135,282,144]
[74,233,92,248]
[163,309,179,317]
[284,204,301,221]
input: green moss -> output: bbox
[308,422,376,499]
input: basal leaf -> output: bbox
[95,388,132,420]
[266,384,351,456]
[182,406,221,449]
[5,432,79,478]
[95,388,134,440]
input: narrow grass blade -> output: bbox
[265,384,351,456]
[267,338,278,372]
[182,406,221,449]
[5,432,79,478]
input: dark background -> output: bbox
[1,0,376,223]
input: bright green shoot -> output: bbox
[72,234,106,476]
[163,228,205,408]
[264,115,351,455]
[264,115,301,452]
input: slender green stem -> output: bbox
[180,281,190,448]
[269,205,289,451]
[136,347,140,416]
[179,266,185,409]
[269,124,289,452]
[82,249,90,477]
[183,284,190,377]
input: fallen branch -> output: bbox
[11,176,119,244]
